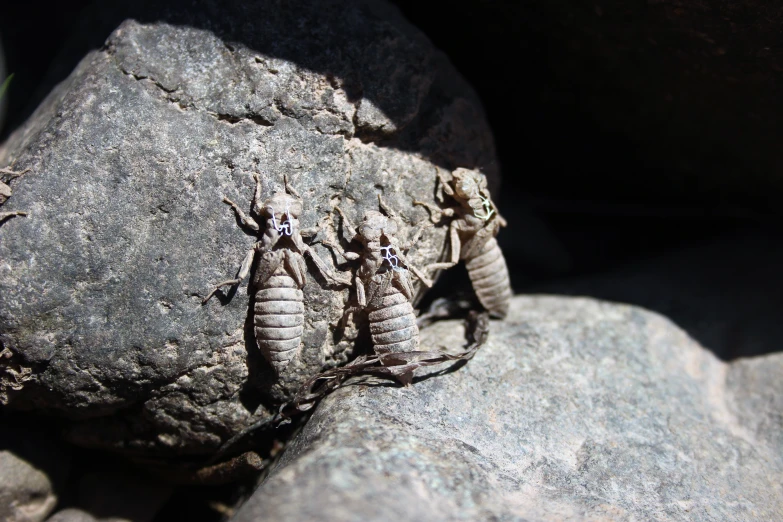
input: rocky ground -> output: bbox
[234,296,783,521]
[6,296,780,521]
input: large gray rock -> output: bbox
[529,232,783,360]
[45,509,99,522]
[0,451,58,522]
[726,353,783,455]
[234,296,783,521]
[0,416,71,522]
[0,0,496,457]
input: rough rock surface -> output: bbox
[726,353,783,455]
[0,452,58,522]
[0,416,71,522]
[234,296,783,521]
[0,0,497,457]
[530,232,783,360]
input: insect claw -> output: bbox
[0,211,28,223]
[201,289,221,305]
[201,277,242,304]
[413,200,442,222]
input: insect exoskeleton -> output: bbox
[464,232,510,318]
[203,173,350,373]
[0,167,30,222]
[253,249,306,369]
[323,196,432,359]
[367,264,418,356]
[414,167,511,318]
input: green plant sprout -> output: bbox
[0,73,14,101]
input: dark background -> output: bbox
[2,0,781,359]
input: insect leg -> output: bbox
[202,245,259,303]
[283,173,301,199]
[333,207,357,244]
[401,221,432,251]
[285,250,308,288]
[307,248,352,285]
[437,170,455,197]
[412,201,456,223]
[413,200,441,222]
[0,167,31,181]
[318,239,361,264]
[251,173,264,215]
[293,231,352,285]
[356,277,367,308]
[394,250,433,288]
[393,269,414,300]
[299,226,319,239]
[0,211,28,223]
[377,194,398,219]
[224,197,261,232]
[426,220,461,271]
[337,304,361,329]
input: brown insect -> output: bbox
[324,196,432,359]
[203,173,349,373]
[415,168,511,318]
[0,167,29,223]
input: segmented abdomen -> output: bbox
[367,279,419,355]
[465,237,511,318]
[254,265,304,372]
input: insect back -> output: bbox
[203,173,350,374]
[415,167,512,318]
[324,195,433,361]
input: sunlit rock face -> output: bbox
[0,0,497,457]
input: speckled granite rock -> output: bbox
[0,0,496,458]
[234,296,783,521]
[726,352,783,455]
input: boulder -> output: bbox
[529,231,783,360]
[0,416,71,522]
[45,509,99,522]
[726,353,783,454]
[0,451,57,522]
[0,0,496,457]
[234,296,783,521]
